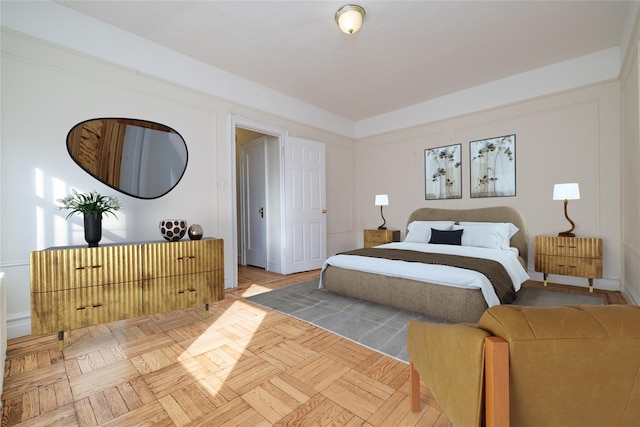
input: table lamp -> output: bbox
[375,194,388,230]
[553,183,580,237]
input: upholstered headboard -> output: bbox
[406,206,528,267]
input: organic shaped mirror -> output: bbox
[67,118,188,199]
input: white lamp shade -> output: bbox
[375,194,389,206]
[553,183,580,200]
[336,5,365,34]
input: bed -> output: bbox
[320,206,530,323]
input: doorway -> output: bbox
[228,115,327,288]
[237,130,279,270]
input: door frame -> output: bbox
[228,115,288,287]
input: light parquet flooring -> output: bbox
[2,266,627,426]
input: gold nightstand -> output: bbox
[364,229,400,248]
[534,236,603,292]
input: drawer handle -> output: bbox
[177,256,196,261]
[75,265,102,270]
[76,303,103,310]
[557,264,577,269]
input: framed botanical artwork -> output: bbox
[469,134,516,198]
[424,144,462,200]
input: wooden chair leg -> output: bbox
[409,360,421,412]
[485,336,509,427]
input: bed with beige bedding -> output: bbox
[320,206,529,323]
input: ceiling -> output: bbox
[55,1,631,121]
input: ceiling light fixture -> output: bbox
[335,4,365,34]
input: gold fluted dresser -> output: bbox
[30,238,224,349]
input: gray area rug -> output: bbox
[514,286,604,306]
[245,279,604,363]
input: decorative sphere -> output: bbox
[159,219,187,241]
[188,224,203,240]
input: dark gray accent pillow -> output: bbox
[429,228,463,245]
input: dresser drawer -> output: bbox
[31,281,143,334]
[534,255,602,279]
[534,236,602,258]
[143,271,221,313]
[142,239,222,279]
[30,245,141,292]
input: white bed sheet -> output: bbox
[319,241,530,307]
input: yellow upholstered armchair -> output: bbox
[407,304,640,427]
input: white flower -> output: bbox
[57,190,123,220]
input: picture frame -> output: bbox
[424,144,462,200]
[469,134,516,198]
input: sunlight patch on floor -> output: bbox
[239,283,277,298]
[183,299,268,380]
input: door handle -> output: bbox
[259,207,264,218]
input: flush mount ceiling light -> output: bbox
[335,4,365,34]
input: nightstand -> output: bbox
[364,229,400,248]
[534,236,603,293]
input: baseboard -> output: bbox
[7,311,31,339]
[267,262,282,274]
[621,283,640,305]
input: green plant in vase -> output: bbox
[57,189,123,247]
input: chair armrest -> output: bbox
[407,319,490,426]
[485,336,509,427]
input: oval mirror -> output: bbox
[67,118,188,199]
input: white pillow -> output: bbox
[452,225,502,250]
[457,222,519,249]
[405,221,455,243]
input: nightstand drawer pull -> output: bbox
[557,264,577,269]
[177,255,196,261]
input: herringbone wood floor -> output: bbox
[1,267,627,426]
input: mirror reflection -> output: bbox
[67,118,188,199]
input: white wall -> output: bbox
[355,81,622,293]
[0,31,355,338]
[620,25,640,305]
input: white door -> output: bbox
[282,136,326,274]
[241,139,267,268]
